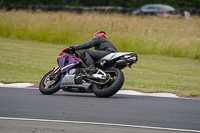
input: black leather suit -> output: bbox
[74,36,118,72]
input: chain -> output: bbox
[84,74,111,85]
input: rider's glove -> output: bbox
[69,45,79,51]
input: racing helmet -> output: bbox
[92,31,107,39]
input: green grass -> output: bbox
[0,37,64,83]
[0,38,200,97]
[0,10,200,59]
[122,55,200,97]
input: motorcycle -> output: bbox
[39,48,138,98]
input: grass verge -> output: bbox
[0,38,200,97]
[0,10,200,59]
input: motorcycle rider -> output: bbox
[70,31,118,75]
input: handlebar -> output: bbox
[62,47,78,55]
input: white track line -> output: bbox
[0,117,200,132]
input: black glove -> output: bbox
[69,45,79,51]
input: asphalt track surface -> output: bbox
[0,87,200,133]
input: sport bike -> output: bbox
[39,48,138,98]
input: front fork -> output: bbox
[50,66,60,75]
[49,66,61,82]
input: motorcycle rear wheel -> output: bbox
[92,68,124,98]
[39,70,61,95]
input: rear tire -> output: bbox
[92,68,124,98]
[39,70,61,95]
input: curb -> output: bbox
[1,83,200,99]
[26,84,39,88]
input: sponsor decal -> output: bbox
[61,63,74,71]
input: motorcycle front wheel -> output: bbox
[92,68,124,98]
[39,70,61,95]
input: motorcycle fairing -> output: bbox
[62,55,80,73]
[101,52,135,61]
[94,52,137,69]
[57,53,80,79]
[60,74,91,89]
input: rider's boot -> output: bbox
[85,64,96,75]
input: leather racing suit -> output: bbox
[74,36,118,74]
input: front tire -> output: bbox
[92,68,124,98]
[39,70,61,95]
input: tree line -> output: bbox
[1,0,200,9]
